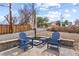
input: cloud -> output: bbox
[48,11,61,19]
[64,13,71,17]
[37,11,61,22]
[72,9,77,13]
[36,3,61,9]
[0,16,4,19]
[65,9,69,13]
[0,16,5,20]
[21,4,24,9]
[72,3,77,5]
[39,7,48,11]
[0,16,5,23]
[41,3,61,8]
[49,11,61,21]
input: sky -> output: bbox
[0,3,79,24]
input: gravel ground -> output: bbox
[0,30,79,41]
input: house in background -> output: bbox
[75,19,79,27]
[65,22,72,27]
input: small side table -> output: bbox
[40,37,48,45]
[33,40,42,46]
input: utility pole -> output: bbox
[0,3,13,33]
[9,3,13,33]
[32,3,37,39]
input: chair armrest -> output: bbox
[27,37,33,39]
[47,38,60,43]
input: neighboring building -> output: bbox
[51,22,56,25]
[68,22,72,26]
[51,21,60,26]
[75,19,79,27]
[65,22,72,27]
[51,21,72,27]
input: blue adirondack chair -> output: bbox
[47,32,60,49]
[18,32,33,51]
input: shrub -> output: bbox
[47,25,79,33]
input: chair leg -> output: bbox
[24,48,26,51]
[47,43,49,48]
[32,44,33,48]
[32,39,33,48]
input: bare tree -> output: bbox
[4,14,18,24]
[0,3,13,33]
[18,5,32,25]
[4,15,9,24]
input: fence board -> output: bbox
[0,24,31,35]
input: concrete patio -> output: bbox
[0,28,79,56]
[0,44,77,56]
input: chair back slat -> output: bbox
[51,32,60,43]
[19,32,28,41]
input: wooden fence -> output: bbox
[0,24,32,34]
